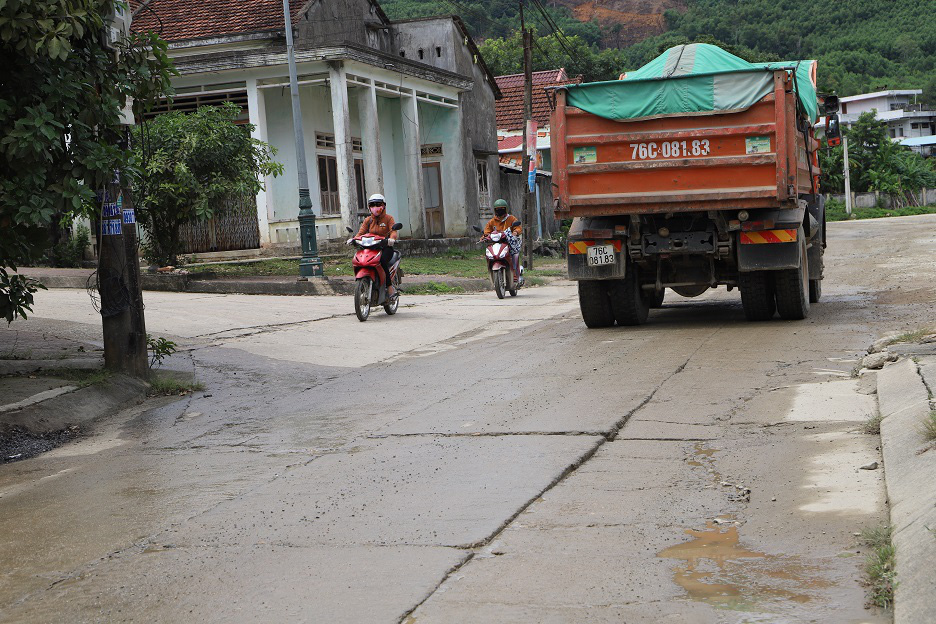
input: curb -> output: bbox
[0,374,147,436]
[31,272,491,296]
[877,357,936,623]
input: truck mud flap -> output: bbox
[567,248,627,280]
[737,234,801,272]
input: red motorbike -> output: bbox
[473,221,523,299]
[347,223,404,321]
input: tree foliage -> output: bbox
[382,0,603,47]
[384,0,934,98]
[133,103,283,266]
[819,111,936,198]
[0,0,175,321]
[478,28,629,82]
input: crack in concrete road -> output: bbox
[397,331,716,622]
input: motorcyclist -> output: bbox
[351,193,399,297]
[482,198,522,279]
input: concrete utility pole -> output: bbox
[519,1,534,269]
[843,135,852,216]
[98,1,147,377]
[283,0,324,278]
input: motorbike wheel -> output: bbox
[354,277,372,322]
[493,270,506,299]
[384,274,400,315]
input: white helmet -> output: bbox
[367,193,386,206]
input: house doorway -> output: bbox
[422,162,444,238]
[477,159,492,221]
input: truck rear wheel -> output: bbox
[643,288,665,308]
[775,228,810,320]
[578,281,615,328]
[609,264,649,326]
[808,278,822,303]
[739,271,776,321]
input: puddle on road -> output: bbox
[686,442,722,483]
[658,522,830,612]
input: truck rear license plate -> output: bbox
[587,244,615,266]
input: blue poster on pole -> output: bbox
[528,169,536,192]
[102,219,122,236]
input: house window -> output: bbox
[318,155,340,216]
[317,133,363,152]
[420,144,443,158]
[897,127,904,137]
[418,49,424,60]
[912,123,919,129]
[354,160,367,219]
[436,47,442,57]
[890,129,896,138]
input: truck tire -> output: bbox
[775,228,810,320]
[608,263,649,326]
[643,288,665,308]
[578,281,615,328]
[739,271,776,321]
[808,278,822,303]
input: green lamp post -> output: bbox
[282,0,324,277]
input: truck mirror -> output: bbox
[821,94,839,115]
[826,114,842,147]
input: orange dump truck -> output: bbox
[550,44,840,327]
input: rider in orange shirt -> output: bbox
[355,193,399,296]
[482,199,522,277]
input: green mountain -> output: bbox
[381,0,936,98]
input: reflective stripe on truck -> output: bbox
[739,229,798,244]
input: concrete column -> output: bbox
[402,92,425,238]
[246,77,271,245]
[447,99,469,237]
[356,83,383,197]
[328,62,359,232]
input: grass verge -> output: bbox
[404,282,465,295]
[860,525,897,610]
[147,372,204,397]
[827,201,936,222]
[921,411,936,442]
[862,413,884,435]
[186,251,567,281]
[885,328,935,347]
[43,368,111,389]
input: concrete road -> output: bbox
[1,215,934,623]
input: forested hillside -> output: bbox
[381,0,936,98]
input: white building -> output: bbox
[839,89,935,143]
[131,0,502,252]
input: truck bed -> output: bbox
[552,70,817,218]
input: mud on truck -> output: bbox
[550,44,841,328]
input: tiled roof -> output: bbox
[495,69,581,131]
[130,0,298,41]
[495,69,569,90]
[498,135,524,150]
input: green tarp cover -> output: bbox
[564,44,818,123]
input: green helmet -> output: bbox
[493,199,508,209]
